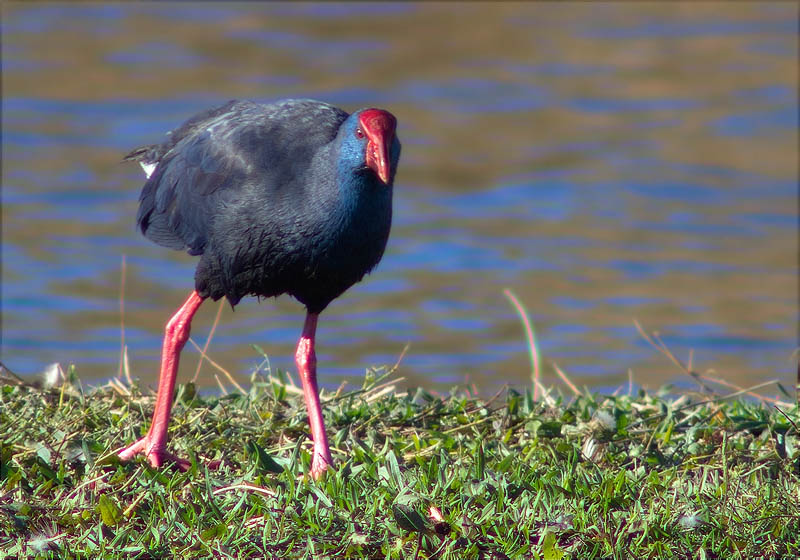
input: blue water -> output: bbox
[1,3,797,396]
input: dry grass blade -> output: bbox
[503,289,541,401]
[774,405,799,434]
[188,337,246,394]
[193,298,226,383]
[633,319,717,393]
[682,378,780,408]
[213,373,229,396]
[265,375,303,395]
[213,483,277,497]
[694,371,790,406]
[106,376,131,397]
[552,362,581,397]
[333,380,348,399]
[634,319,789,404]
[0,360,34,387]
[360,376,406,404]
[122,490,149,517]
[534,380,557,407]
[388,343,410,376]
[363,384,398,404]
[117,254,133,386]
[122,345,131,386]
[65,472,113,500]
[628,368,634,396]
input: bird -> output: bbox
[117,98,400,479]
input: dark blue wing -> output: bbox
[132,99,349,256]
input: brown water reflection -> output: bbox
[2,2,797,395]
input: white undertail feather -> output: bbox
[140,162,157,179]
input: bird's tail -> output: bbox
[122,144,159,163]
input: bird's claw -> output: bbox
[117,438,192,472]
[310,448,332,480]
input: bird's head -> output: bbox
[340,108,401,186]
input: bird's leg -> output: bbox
[117,290,205,470]
[295,312,332,479]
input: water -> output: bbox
[1,3,797,396]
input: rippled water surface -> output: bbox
[2,3,797,395]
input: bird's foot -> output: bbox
[116,437,192,472]
[310,447,332,480]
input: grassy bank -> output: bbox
[1,365,799,559]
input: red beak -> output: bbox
[359,109,397,185]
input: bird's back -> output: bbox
[127,99,349,255]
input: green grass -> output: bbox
[1,364,799,559]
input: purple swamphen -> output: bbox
[117,99,400,478]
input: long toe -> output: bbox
[150,449,192,472]
[117,438,191,471]
[116,438,147,462]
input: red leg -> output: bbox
[295,312,332,479]
[117,290,205,470]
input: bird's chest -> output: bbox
[304,191,392,276]
[234,187,390,279]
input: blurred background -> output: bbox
[1,2,797,396]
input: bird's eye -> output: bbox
[355,128,365,139]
